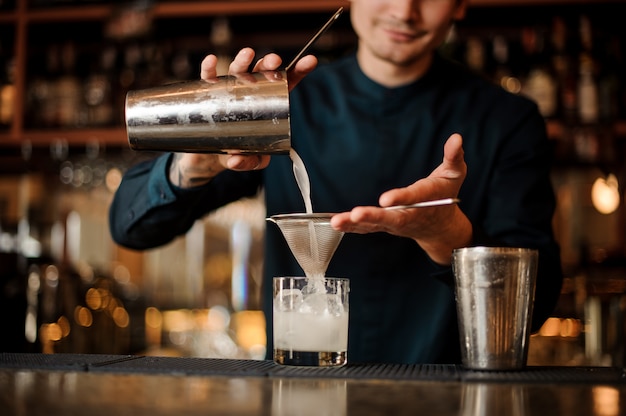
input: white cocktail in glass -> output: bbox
[273,276,349,366]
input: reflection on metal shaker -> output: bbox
[460,384,529,416]
[452,246,538,370]
[271,379,347,416]
[125,70,290,154]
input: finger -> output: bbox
[430,133,466,183]
[200,54,218,80]
[252,53,283,72]
[330,207,387,232]
[286,55,318,91]
[379,181,434,209]
[330,213,373,234]
[255,155,271,170]
[225,154,270,171]
[443,133,465,170]
[229,48,256,74]
[379,134,466,207]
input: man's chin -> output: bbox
[374,49,430,68]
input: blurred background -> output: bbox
[0,0,625,366]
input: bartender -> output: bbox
[109,0,563,364]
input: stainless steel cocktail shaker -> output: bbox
[125,70,290,154]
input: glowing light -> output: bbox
[27,271,40,291]
[77,262,95,284]
[593,386,619,416]
[85,288,102,310]
[105,167,123,192]
[560,318,582,338]
[501,76,521,94]
[163,309,195,332]
[113,307,130,328]
[539,317,561,337]
[232,310,266,357]
[113,264,131,284]
[107,297,120,314]
[207,306,230,332]
[45,265,59,287]
[41,323,63,342]
[591,174,620,214]
[98,288,112,309]
[538,317,582,338]
[145,307,163,328]
[75,306,93,327]
[57,316,71,337]
[145,307,163,347]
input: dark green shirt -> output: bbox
[110,53,563,364]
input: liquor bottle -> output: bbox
[84,45,116,127]
[520,27,557,119]
[116,43,142,125]
[490,35,519,93]
[169,48,193,82]
[141,42,166,88]
[210,17,233,76]
[577,53,599,125]
[464,36,486,74]
[596,33,622,122]
[576,15,599,125]
[119,43,140,90]
[549,16,578,122]
[39,45,62,128]
[56,42,84,128]
[0,45,14,129]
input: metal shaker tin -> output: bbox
[125,70,290,154]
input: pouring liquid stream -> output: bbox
[289,148,326,293]
[283,7,344,290]
[289,148,313,215]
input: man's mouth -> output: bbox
[387,31,417,41]
[381,24,423,42]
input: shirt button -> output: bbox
[127,210,135,220]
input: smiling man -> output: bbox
[110,0,563,364]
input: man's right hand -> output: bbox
[170,47,317,188]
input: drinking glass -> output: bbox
[273,276,349,367]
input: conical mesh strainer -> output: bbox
[267,213,344,277]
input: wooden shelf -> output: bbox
[0,121,622,149]
[0,1,350,23]
[547,121,626,140]
[0,128,128,148]
[0,12,17,23]
[1,0,625,149]
[152,1,349,17]
[25,5,112,22]
[0,0,623,22]
[470,0,625,5]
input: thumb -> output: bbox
[286,55,318,91]
[440,133,466,179]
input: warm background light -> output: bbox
[591,174,620,214]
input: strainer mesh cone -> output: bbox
[268,213,344,277]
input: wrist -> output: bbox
[168,153,221,188]
[416,209,473,265]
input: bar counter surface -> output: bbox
[1,353,625,415]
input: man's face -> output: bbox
[349,0,467,67]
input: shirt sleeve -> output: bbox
[108,153,262,250]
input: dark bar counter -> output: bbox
[1,353,625,415]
